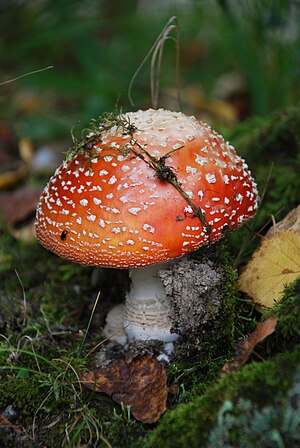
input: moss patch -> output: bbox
[262,280,300,355]
[1,100,300,446]
[144,346,300,448]
[166,245,238,398]
[226,104,300,262]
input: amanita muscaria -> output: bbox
[35,109,258,343]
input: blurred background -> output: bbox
[1,0,300,142]
[1,3,300,446]
[1,0,300,241]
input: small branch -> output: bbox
[127,137,211,235]
[128,16,181,109]
[67,112,211,235]
[0,66,54,86]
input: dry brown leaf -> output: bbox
[237,230,300,308]
[0,414,22,434]
[222,316,278,374]
[0,185,42,226]
[10,222,37,241]
[80,356,168,423]
[0,121,19,165]
[0,163,28,190]
[266,204,300,236]
[19,137,34,164]
[0,185,42,241]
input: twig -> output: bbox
[0,66,54,86]
[128,16,181,109]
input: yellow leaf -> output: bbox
[237,230,300,308]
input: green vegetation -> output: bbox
[2,1,300,140]
[0,230,238,446]
[1,225,299,446]
[226,103,300,263]
[144,346,300,448]
[168,248,238,398]
[66,111,133,161]
[143,279,300,447]
[263,280,300,355]
[1,1,300,446]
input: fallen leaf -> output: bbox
[0,121,28,189]
[0,185,42,226]
[80,356,168,423]
[0,162,28,190]
[19,137,34,164]
[30,142,66,174]
[162,86,238,126]
[266,204,300,236]
[222,316,278,374]
[10,223,37,241]
[237,230,300,308]
[0,121,19,165]
[0,414,22,434]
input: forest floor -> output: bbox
[0,104,300,447]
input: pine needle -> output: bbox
[128,16,181,110]
[0,65,54,86]
[79,291,101,353]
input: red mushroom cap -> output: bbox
[35,109,258,268]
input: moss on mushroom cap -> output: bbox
[35,109,258,268]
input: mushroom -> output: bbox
[35,109,258,344]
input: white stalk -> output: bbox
[123,263,178,342]
[103,304,127,345]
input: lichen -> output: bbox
[143,346,300,448]
[1,100,299,446]
[142,273,300,448]
[207,365,300,448]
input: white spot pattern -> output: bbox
[35,108,258,269]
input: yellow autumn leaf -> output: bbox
[237,230,300,309]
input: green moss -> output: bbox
[169,247,238,398]
[0,226,96,338]
[66,110,134,162]
[1,101,299,445]
[0,358,116,446]
[144,346,300,448]
[0,377,46,424]
[217,259,238,342]
[104,405,148,448]
[255,157,300,226]
[229,105,300,164]
[262,280,300,355]
[207,367,300,447]
[226,105,300,262]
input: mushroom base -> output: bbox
[124,264,179,343]
[102,304,127,345]
[103,263,179,345]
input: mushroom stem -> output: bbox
[124,263,178,342]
